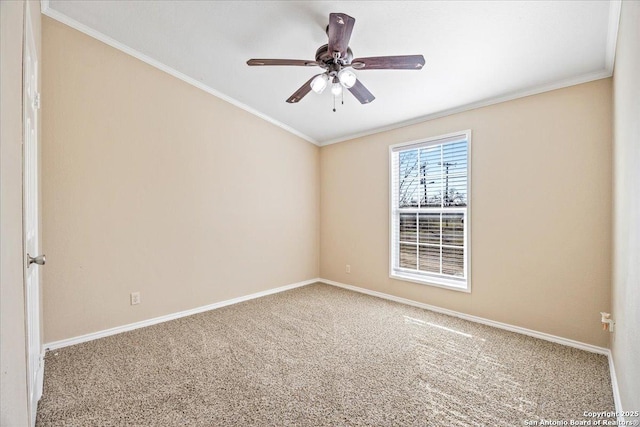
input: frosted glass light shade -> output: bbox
[311,74,329,94]
[331,82,343,96]
[338,69,357,88]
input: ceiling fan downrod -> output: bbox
[246,12,425,107]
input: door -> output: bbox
[23,8,43,427]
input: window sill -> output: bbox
[390,271,470,293]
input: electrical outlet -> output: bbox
[130,292,141,305]
[346,264,351,273]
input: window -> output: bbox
[390,131,471,292]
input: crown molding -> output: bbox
[41,0,620,148]
[40,0,319,146]
[605,0,622,74]
[319,69,612,146]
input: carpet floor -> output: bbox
[36,283,614,426]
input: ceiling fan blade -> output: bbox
[247,59,319,67]
[348,79,375,104]
[351,55,425,70]
[286,74,322,104]
[327,13,355,59]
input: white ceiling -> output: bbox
[43,1,620,145]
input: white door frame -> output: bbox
[23,7,43,427]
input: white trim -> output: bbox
[44,278,319,351]
[40,273,619,411]
[36,350,44,402]
[42,0,619,148]
[607,350,624,422]
[389,130,471,292]
[605,0,622,74]
[23,8,42,427]
[318,278,609,355]
[389,272,470,293]
[320,70,612,146]
[388,130,471,152]
[39,1,319,146]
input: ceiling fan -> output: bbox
[247,13,425,109]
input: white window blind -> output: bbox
[390,131,471,291]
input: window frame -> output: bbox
[389,130,472,293]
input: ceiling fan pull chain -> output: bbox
[247,13,423,106]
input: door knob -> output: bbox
[27,254,45,266]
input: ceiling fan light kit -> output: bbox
[337,69,357,88]
[331,81,343,96]
[247,13,426,111]
[311,74,329,94]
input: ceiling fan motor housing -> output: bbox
[246,12,423,105]
[315,44,354,69]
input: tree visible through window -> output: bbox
[390,132,470,291]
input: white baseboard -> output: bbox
[318,278,609,355]
[47,277,611,356]
[326,272,621,415]
[321,279,623,412]
[43,277,620,415]
[44,278,320,351]
[36,350,44,402]
[607,350,624,419]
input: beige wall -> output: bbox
[41,17,319,343]
[0,1,41,425]
[40,5,620,355]
[612,0,640,411]
[320,79,612,347]
[6,3,630,418]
